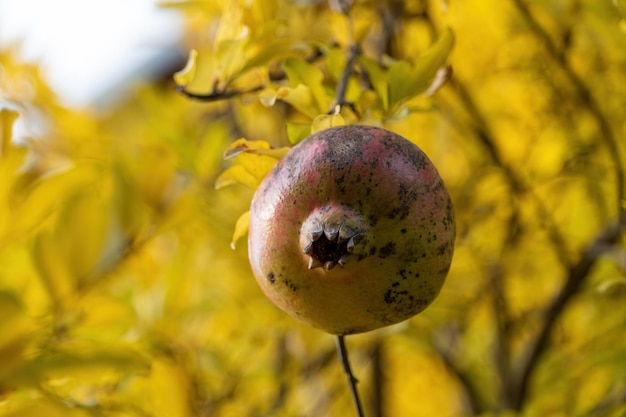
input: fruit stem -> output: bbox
[335,335,366,417]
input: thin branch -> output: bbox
[512,219,625,410]
[336,335,366,417]
[175,84,264,102]
[433,325,484,414]
[329,43,360,114]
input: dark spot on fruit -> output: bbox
[379,242,396,259]
[284,279,297,292]
[401,228,407,234]
[384,289,395,304]
[392,281,400,287]
[267,272,276,284]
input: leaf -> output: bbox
[230,210,250,249]
[286,122,311,144]
[215,165,258,190]
[325,46,346,82]
[388,27,455,109]
[240,39,301,75]
[173,49,198,86]
[283,57,324,89]
[276,84,319,118]
[236,153,279,185]
[282,58,329,114]
[223,138,290,160]
[311,112,346,134]
[149,359,191,417]
[32,231,75,312]
[2,348,150,387]
[358,56,389,110]
[0,291,32,381]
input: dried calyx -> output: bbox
[301,207,366,270]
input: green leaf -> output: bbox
[286,122,311,145]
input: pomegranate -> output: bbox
[248,125,455,335]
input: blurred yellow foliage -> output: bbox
[1,0,625,416]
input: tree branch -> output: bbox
[175,84,264,102]
[433,325,485,414]
[512,219,625,410]
[329,43,360,114]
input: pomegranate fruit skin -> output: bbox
[248,125,455,335]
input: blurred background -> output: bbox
[0,0,184,108]
[1,1,625,416]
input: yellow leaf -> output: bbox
[311,112,346,134]
[2,401,87,417]
[223,138,290,160]
[173,49,198,86]
[282,57,329,114]
[215,165,258,190]
[276,84,319,118]
[230,210,250,249]
[358,56,389,110]
[237,152,279,184]
[150,359,191,417]
[0,291,32,381]
[2,347,150,387]
[32,231,75,312]
[388,27,455,109]
[56,187,115,284]
[9,163,99,241]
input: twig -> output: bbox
[175,84,264,102]
[512,218,625,409]
[336,335,366,417]
[330,43,360,114]
[433,325,484,414]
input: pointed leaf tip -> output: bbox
[231,211,250,249]
[173,49,198,86]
